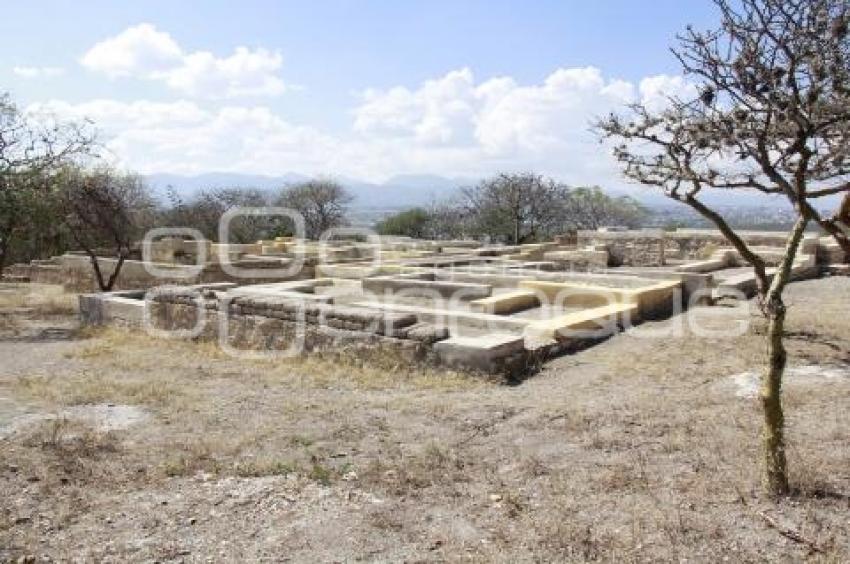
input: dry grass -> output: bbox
[67,325,484,392]
[1,278,849,561]
[0,284,77,316]
[0,284,77,335]
[13,371,186,409]
[20,416,120,455]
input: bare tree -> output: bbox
[276,179,353,239]
[461,172,571,244]
[595,0,850,495]
[423,197,473,240]
[61,168,155,291]
[163,186,276,243]
[0,93,93,276]
[564,186,649,230]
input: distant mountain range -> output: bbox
[144,171,834,211]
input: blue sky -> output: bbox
[1,1,719,183]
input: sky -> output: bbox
[1,0,720,186]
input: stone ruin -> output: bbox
[28,227,842,377]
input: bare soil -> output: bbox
[1,278,849,562]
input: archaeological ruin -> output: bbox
[5,228,847,376]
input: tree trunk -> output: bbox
[86,251,108,292]
[0,239,7,279]
[758,215,808,496]
[762,300,790,496]
[104,252,126,292]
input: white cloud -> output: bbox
[13,66,65,78]
[164,47,285,97]
[29,99,336,175]
[80,24,286,98]
[80,23,182,78]
[355,68,479,145]
[29,66,694,185]
[349,67,659,182]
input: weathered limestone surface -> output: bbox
[153,303,430,363]
[362,276,493,300]
[469,290,540,315]
[577,230,667,266]
[351,301,530,333]
[519,279,681,320]
[713,261,819,299]
[519,280,628,308]
[434,334,526,373]
[523,303,638,341]
[18,253,313,292]
[79,290,147,326]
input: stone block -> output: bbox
[434,333,525,372]
[469,290,540,314]
[362,276,492,300]
[675,258,727,273]
[403,322,450,343]
[519,280,626,308]
[523,303,638,341]
[351,301,530,334]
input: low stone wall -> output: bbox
[147,298,449,369]
[14,253,314,292]
[577,229,835,266]
[577,230,666,267]
[362,274,493,300]
[146,291,562,378]
[541,249,609,270]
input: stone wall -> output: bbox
[147,298,446,368]
[577,231,666,267]
[576,229,837,265]
[145,292,551,378]
[9,253,314,292]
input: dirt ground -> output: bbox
[1,277,849,562]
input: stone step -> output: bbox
[434,333,525,372]
[523,303,639,341]
[351,301,530,333]
[469,290,540,315]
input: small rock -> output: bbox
[489,493,503,502]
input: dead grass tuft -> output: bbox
[70,326,484,392]
[359,441,473,496]
[266,351,483,391]
[22,416,119,456]
[0,284,77,317]
[13,371,184,409]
